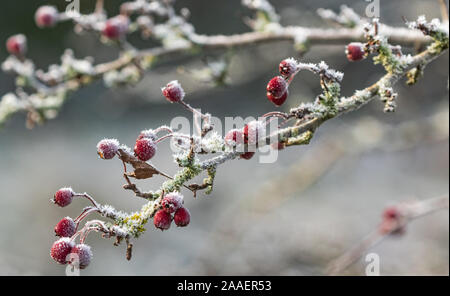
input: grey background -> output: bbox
[0,0,448,275]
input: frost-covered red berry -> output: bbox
[266,76,288,99]
[134,138,157,161]
[279,58,297,77]
[267,89,288,106]
[224,129,244,147]
[162,80,185,103]
[53,187,75,207]
[174,207,190,227]
[240,151,255,160]
[154,209,172,230]
[161,192,184,214]
[137,129,157,141]
[70,244,93,269]
[346,42,366,61]
[243,120,264,145]
[102,15,129,39]
[6,34,27,56]
[35,6,59,28]
[97,138,119,160]
[54,217,77,238]
[50,238,74,264]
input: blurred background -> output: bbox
[0,0,448,275]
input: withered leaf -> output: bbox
[118,149,160,179]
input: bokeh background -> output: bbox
[0,0,448,275]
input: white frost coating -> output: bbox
[119,144,132,154]
[2,56,35,76]
[96,138,119,149]
[337,88,373,111]
[242,0,279,22]
[99,204,127,220]
[199,131,224,153]
[28,94,64,109]
[284,57,299,67]
[173,149,200,167]
[245,120,265,145]
[398,54,414,66]
[103,66,141,88]
[139,129,157,141]
[147,1,166,16]
[153,23,192,49]
[263,22,283,33]
[0,93,23,122]
[110,225,128,238]
[61,49,95,75]
[297,61,344,82]
[408,15,449,37]
[317,5,361,26]
[354,89,372,99]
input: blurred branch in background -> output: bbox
[192,104,449,274]
[326,194,449,275]
[0,1,434,128]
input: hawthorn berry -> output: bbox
[267,89,288,107]
[345,42,366,61]
[243,120,264,145]
[134,138,157,161]
[279,58,298,77]
[70,244,93,269]
[102,15,129,40]
[240,151,255,160]
[54,217,77,238]
[97,138,120,160]
[162,80,185,103]
[266,76,288,99]
[50,238,74,264]
[161,192,184,214]
[224,129,244,147]
[6,34,27,57]
[35,6,59,28]
[174,207,190,227]
[153,209,172,230]
[53,187,75,207]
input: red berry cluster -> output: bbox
[266,58,299,107]
[224,120,267,160]
[51,238,93,269]
[154,192,191,230]
[50,188,94,269]
[96,133,158,162]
